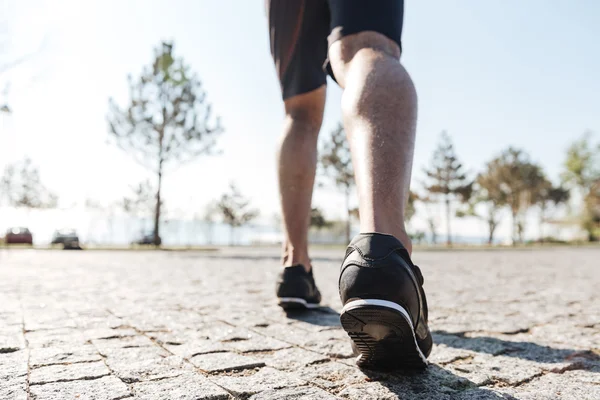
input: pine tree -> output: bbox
[107,42,222,246]
[423,131,472,245]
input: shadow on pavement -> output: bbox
[281,311,520,397]
[434,330,600,371]
[360,364,510,399]
[284,307,342,327]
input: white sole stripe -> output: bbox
[342,298,428,364]
[278,297,320,309]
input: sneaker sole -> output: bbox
[340,299,428,370]
[277,297,320,310]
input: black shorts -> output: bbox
[267,0,404,99]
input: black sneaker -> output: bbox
[339,233,433,369]
[276,265,322,310]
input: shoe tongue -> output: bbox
[349,233,406,259]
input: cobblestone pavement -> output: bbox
[1,247,599,399]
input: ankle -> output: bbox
[359,228,413,255]
[281,244,311,272]
[394,230,413,256]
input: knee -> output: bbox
[283,87,326,134]
[285,106,323,132]
[329,31,401,88]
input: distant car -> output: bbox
[5,227,33,245]
[133,233,161,246]
[51,229,81,250]
[51,229,79,245]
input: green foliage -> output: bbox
[107,41,223,246]
[561,132,600,191]
[418,194,439,244]
[583,179,600,241]
[458,160,511,244]
[1,157,57,209]
[319,123,354,243]
[310,207,332,230]
[561,132,600,241]
[423,131,472,244]
[320,123,353,190]
[424,132,472,199]
[405,191,418,224]
[481,147,547,244]
[108,41,222,169]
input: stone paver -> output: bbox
[30,360,110,385]
[132,372,232,399]
[190,351,266,373]
[0,247,598,399]
[29,344,103,367]
[251,347,330,370]
[29,375,131,400]
[210,367,305,398]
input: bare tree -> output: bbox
[122,180,160,242]
[107,41,223,246]
[1,19,46,113]
[217,183,259,246]
[201,202,218,246]
[1,158,57,212]
[320,123,354,243]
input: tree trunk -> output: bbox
[539,206,545,243]
[155,87,168,248]
[153,160,163,247]
[230,224,234,246]
[428,218,437,245]
[445,196,452,246]
[487,218,495,245]
[511,209,517,246]
[345,187,351,244]
[517,219,524,244]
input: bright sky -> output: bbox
[1,0,599,241]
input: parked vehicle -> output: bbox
[5,227,33,245]
[51,229,79,245]
[51,229,82,250]
[133,233,161,246]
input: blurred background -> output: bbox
[1,0,598,249]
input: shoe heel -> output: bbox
[340,299,427,369]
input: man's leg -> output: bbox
[329,32,416,254]
[278,86,326,270]
[268,0,329,309]
[329,1,432,369]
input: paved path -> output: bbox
[1,248,599,399]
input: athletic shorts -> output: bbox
[267,0,404,99]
